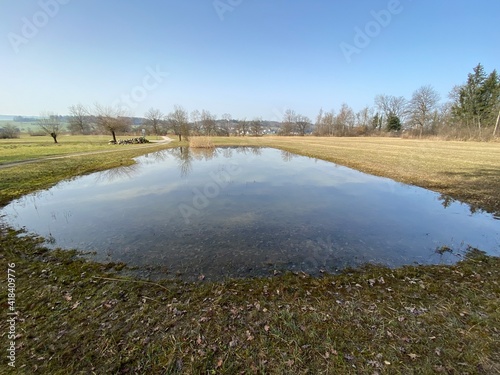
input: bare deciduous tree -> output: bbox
[94,104,130,143]
[314,109,335,136]
[167,105,190,141]
[68,104,91,135]
[38,112,62,143]
[220,113,232,136]
[280,109,296,135]
[250,117,263,136]
[144,107,164,136]
[200,110,217,136]
[375,94,408,126]
[408,85,440,137]
[295,114,311,136]
[190,110,202,135]
[355,106,373,130]
[335,103,355,135]
[235,119,248,136]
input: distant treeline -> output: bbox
[13,116,38,123]
[5,63,499,142]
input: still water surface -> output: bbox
[2,147,499,280]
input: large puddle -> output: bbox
[1,147,499,280]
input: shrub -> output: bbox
[0,123,21,138]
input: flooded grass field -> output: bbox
[2,147,499,280]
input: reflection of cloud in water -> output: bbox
[139,150,171,164]
[77,182,185,203]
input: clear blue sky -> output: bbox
[1,0,499,120]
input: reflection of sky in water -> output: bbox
[1,147,499,281]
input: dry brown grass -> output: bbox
[189,136,214,148]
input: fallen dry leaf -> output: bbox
[246,330,254,341]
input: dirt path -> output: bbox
[0,136,173,170]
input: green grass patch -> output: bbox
[0,135,156,164]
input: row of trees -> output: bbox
[312,64,499,139]
[60,104,269,142]
[310,86,440,137]
[143,107,268,140]
[34,104,132,143]
[33,63,499,142]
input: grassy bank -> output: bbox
[0,135,499,373]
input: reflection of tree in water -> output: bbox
[221,147,233,158]
[154,146,266,178]
[281,150,296,162]
[233,146,263,156]
[250,147,262,156]
[170,147,193,177]
[438,194,481,215]
[190,147,217,161]
[95,163,140,183]
[143,150,171,163]
[438,194,455,209]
